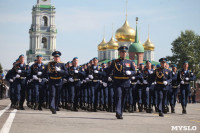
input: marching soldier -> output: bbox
[177,61,195,114]
[100,63,108,111]
[154,58,172,117]
[143,60,155,113]
[107,46,136,119]
[5,62,16,108]
[13,54,30,110]
[107,61,115,112]
[137,63,145,112]
[45,51,68,114]
[169,64,179,113]
[30,55,46,110]
[88,57,103,112]
[68,57,85,111]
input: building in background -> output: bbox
[97,17,155,66]
[26,0,57,63]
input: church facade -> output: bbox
[26,0,57,63]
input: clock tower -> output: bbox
[27,0,57,63]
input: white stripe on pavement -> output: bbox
[0,109,17,133]
[0,104,11,117]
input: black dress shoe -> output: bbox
[38,106,42,111]
[52,110,56,114]
[182,106,187,114]
[50,108,56,114]
[20,106,25,110]
[159,112,164,117]
[116,114,123,119]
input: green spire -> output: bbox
[135,17,139,43]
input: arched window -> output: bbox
[42,37,47,49]
[43,16,48,26]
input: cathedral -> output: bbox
[26,0,57,63]
[98,17,155,66]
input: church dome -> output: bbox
[98,38,107,51]
[129,42,144,53]
[143,37,155,51]
[106,36,119,50]
[115,20,136,42]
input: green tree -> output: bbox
[0,63,3,74]
[167,30,200,79]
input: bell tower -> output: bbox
[37,0,51,5]
[27,0,57,63]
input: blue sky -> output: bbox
[0,0,200,69]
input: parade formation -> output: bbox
[5,46,195,119]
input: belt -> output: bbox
[156,81,164,85]
[50,77,62,80]
[184,82,189,84]
[74,79,80,81]
[114,76,129,80]
[131,82,137,85]
[172,86,178,88]
[20,77,26,79]
[93,80,99,82]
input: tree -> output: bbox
[0,63,3,74]
[167,30,200,79]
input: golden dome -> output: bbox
[115,20,136,42]
[98,38,107,51]
[106,36,119,50]
[143,37,155,51]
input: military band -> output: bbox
[5,46,196,119]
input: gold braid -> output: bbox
[114,60,122,72]
[156,69,164,79]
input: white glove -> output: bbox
[56,66,61,72]
[181,81,184,84]
[69,78,74,82]
[100,80,103,84]
[38,72,42,75]
[86,78,89,81]
[146,87,150,91]
[150,71,153,74]
[43,78,48,82]
[131,76,135,80]
[29,79,33,82]
[137,80,141,84]
[108,77,112,81]
[126,71,131,75]
[143,80,148,84]
[16,74,20,78]
[172,72,175,75]
[103,82,107,87]
[185,77,189,81]
[33,75,39,80]
[74,70,79,73]
[18,70,22,73]
[94,70,99,74]
[88,75,94,79]
[63,79,67,83]
[83,80,86,83]
[163,81,168,85]
[191,73,194,76]
[9,79,13,82]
